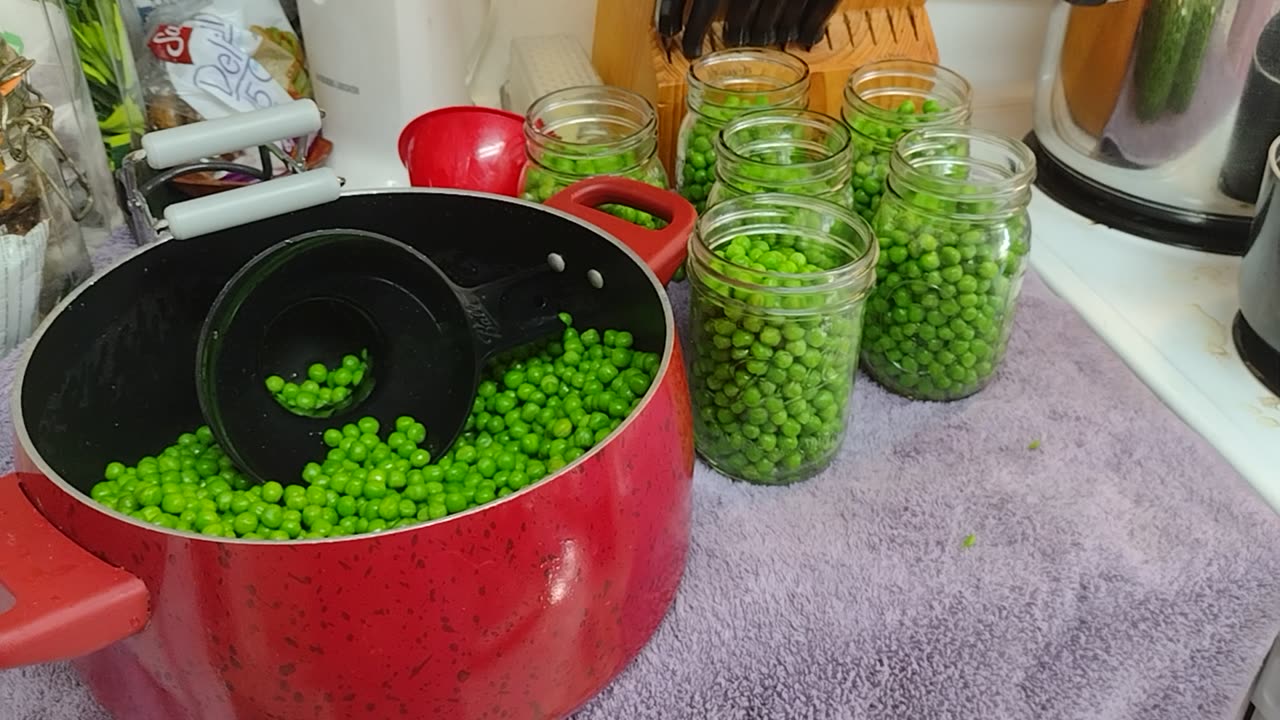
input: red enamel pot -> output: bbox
[0,177,696,720]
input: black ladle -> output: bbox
[196,229,562,484]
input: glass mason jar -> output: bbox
[861,128,1036,402]
[519,85,669,229]
[841,60,972,223]
[687,193,878,485]
[675,48,810,213]
[705,108,854,211]
[1,41,92,352]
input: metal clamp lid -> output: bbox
[0,40,94,222]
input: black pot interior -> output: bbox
[20,192,669,495]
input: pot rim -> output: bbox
[12,187,679,545]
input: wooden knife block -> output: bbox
[592,0,940,176]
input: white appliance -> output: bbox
[297,0,494,189]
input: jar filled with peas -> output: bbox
[675,48,810,213]
[686,193,878,485]
[705,109,855,211]
[840,60,972,223]
[861,128,1036,401]
[519,86,669,228]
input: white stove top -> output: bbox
[1029,192,1280,508]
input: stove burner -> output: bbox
[1233,312,1280,398]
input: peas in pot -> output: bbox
[705,108,856,211]
[519,86,670,229]
[861,128,1036,401]
[841,60,972,223]
[687,193,878,485]
[675,48,811,213]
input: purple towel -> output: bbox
[3,229,1280,720]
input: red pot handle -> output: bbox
[0,473,149,668]
[545,177,697,285]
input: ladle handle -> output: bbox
[0,474,150,667]
[544,177,697,285]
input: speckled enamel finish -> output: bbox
[13,341,692,720]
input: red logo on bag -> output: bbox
[148,24,194,64]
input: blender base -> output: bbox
[1024,132,1252,257]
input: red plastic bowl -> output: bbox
[398,106,527,196]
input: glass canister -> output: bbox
[686,193,878,485]
[675,48,810,213]
[840,60,972,223]
[861,128,1036,402]
[519,85,669,229]
[1,42,93,353]
[705,108,854,210]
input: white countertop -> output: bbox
[1029,192,1280,508]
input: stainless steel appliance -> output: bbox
[1236,135,1280,396]
[1031,0,1280,254]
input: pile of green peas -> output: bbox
[846,99,948,222]
[87,316,661,539]
[861,189,1029,401]
[264,351,369,413]
[520,151,670,230]
[688,233,862,485]
[677,94,772,212]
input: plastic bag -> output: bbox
[130,0,320,182]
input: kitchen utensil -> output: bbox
[797,0,841,48]
[1031,0,1280,255]
[724,0,761,47]
[198,227,564,484]
[296,0,496,189]
[119,101,332,245]
[1220,12,1280,203]
[397,106,526,194]
[593,0,940,176]
[656,0,687,57]
[1235,134,1280,396]
[0,113,696,720]
[778,0,815,45]
[682,0,722,59]
[749,0,789,46]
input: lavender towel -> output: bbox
[4,229,1280,720]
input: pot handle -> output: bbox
[164,169,343,240]
[544,177,697,285]
[0,474,150,668]
[142,99,323,170]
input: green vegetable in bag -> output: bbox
[1165,0,1222,114]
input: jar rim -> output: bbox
[889,127,1037,216]
[842,59,972,131]
[691,193,878,298]
[714,109,852,188]
[524,85,658,152]
[688,48,811,106]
